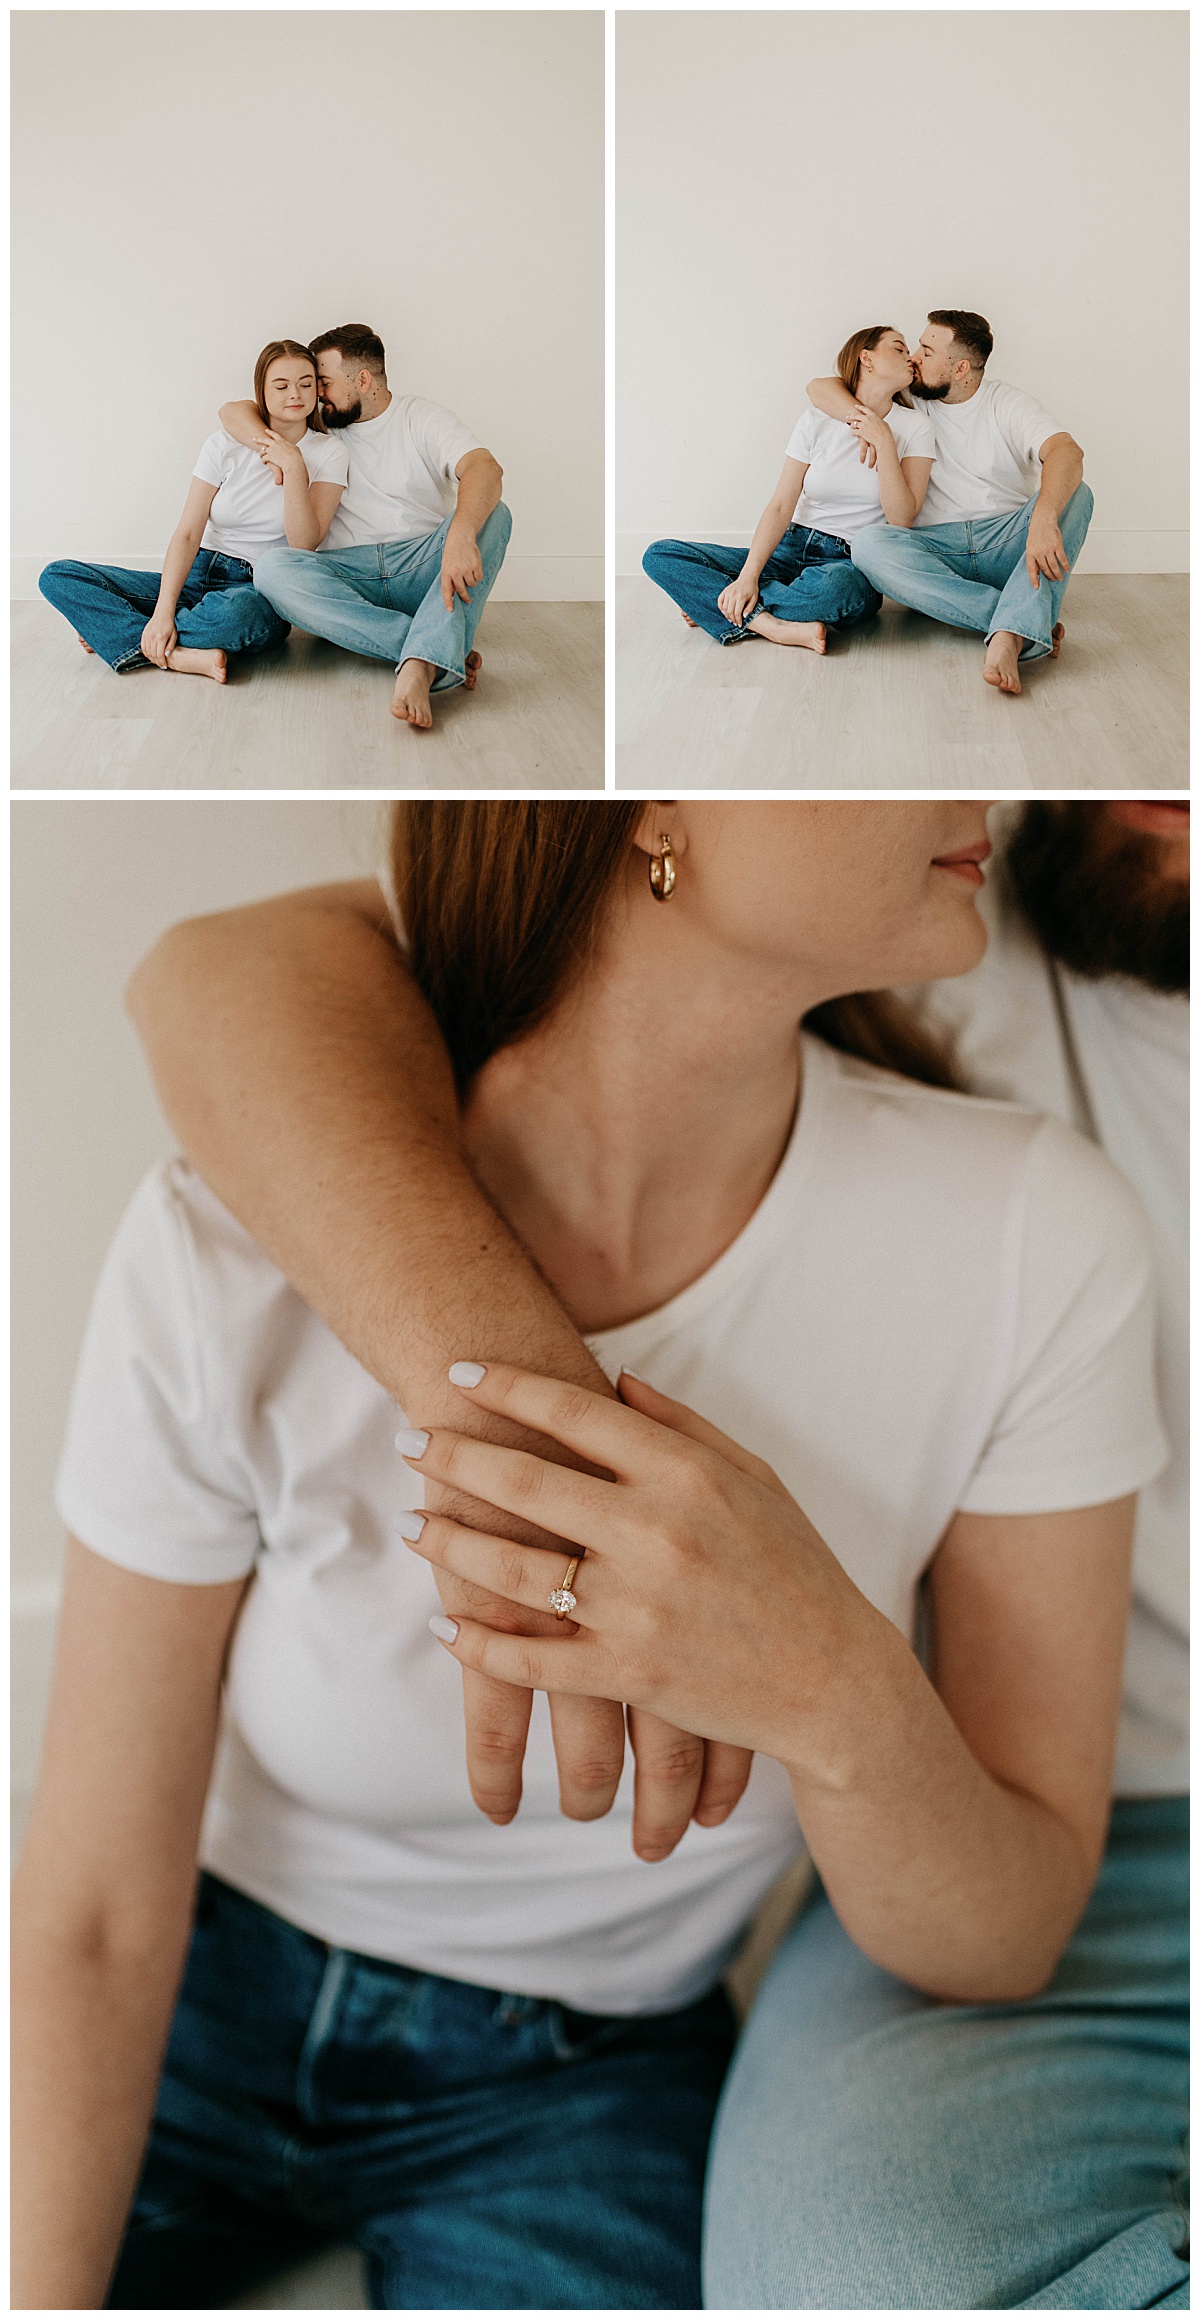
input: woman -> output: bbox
[643,325,934,653]
[38,341,347,682]
[14,804,1167,2311]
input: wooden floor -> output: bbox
[617,573,1188,789]
[12,601,603,789]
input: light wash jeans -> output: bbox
[703,1796,1189,2309]
[851,483,1094,660]
[253,502,512,692]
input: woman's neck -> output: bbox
[461,896,816,1332]
[271,413,310,443]
[858,378,896,417]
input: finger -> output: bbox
[399,1422,620,1552]
[460,1666,532,1824]
[442,1361,673,1484]
[616,1371,779,1488]
[548,1692,627,1821]
[627,1707,704,1861]
[441,577,455,610]
[692,1740,755,1827]
[430,1611,605,1699]
[401,1507,601,1625]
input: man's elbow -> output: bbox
[125,916,207,1036]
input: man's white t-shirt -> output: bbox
[57,1035,1165,2012]
[321,396,485,551]
[193,430,349,561]
[917,856,1188,1796]
[785,404,935,541]
[912,379,1064,527]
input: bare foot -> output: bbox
[76,634,96,654]
[165,646,227,682]
[1050,622,1065,660]
[748,612,827,655]
[463,650,483,693]
[680,610,698,628]
[983,631,1023,695]
[391,657,436,729]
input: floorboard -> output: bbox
[616,574,1188,788]
[12,602,604,790]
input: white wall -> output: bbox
[617,11,1188,576]
[12,12,602,600]
[12,801,385,1808]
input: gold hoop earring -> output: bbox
[648,835,676,901]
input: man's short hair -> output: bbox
[927,310,993,372]
[309,324,387,379]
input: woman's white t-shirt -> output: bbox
[193,429,349,561]
[56,1036,1166,2016]
[784,404,935,540]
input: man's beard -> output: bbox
[1006,804,1190,995]
[321,397,362,429]
[909,376,950,401]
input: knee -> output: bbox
[484,499,512,551]
[833,565,882,621]
[1068,481,1094,527]
[642,539,680,578]
[39,559,83,603]
[241,590,290,645]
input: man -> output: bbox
[808,310,1091,696]
[220,324,509,731]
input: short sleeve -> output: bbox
[958,1118,1168,1515]
[995,383,1064,466]
[892,406,936,459]
[192,430,232,488]
[785,410,817,462]
[407,397,485,483]
[56,1167,262,1584]
[305,433,349,488]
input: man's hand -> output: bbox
[1025,501,1071,588]
[441,520,483,611]
[140,610,178,668]
[717,572,760,627]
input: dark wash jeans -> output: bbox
[39,549,292,671]
[642,524,884,642]
[107,1874,737,2311]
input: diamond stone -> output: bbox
[548,1588,578,1614]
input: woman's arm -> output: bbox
[141,477,218,668]
[717,457,808,627]
[125,888,753,1854]
[402,1363,1134,2003]
[844,411,930,526]
[255,430,344,549]
[12,1540,247,2309]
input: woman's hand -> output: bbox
[140,609,178,668]
[399,1361,868,1769]
[848,404,892,461]
[256,429,302,487]
[717,572,760,628]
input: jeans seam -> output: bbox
[295,1949,352,2122]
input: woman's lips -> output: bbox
[932,841,992,888]
[1106,801,1190,842]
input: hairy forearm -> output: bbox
[453,454,503,537]
[1036,440,1084,520]
[806,374,857,422]
[11,1910,190,2308]
[217,398,262,452]
[126,887,613,1432]
[788,1609,1096,2001]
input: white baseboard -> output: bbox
[618,528,1189,578]
[12,552,602,604]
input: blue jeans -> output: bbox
[850,484,1095,661]
[38,550,291,672]
[253,501,512,691]
[704,1796,1190,2310]
[107,1873,735,2310]
[642,526,883,642]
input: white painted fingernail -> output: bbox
[396,1512,426,1541]
[448,1361,486,1388]
[395,1428,430,1457]
[429,1615,459,1644]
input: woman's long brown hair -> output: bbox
[836,324,913,408]
[389,802,959,1093]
